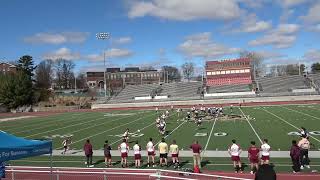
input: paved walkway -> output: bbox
[53,150,320,158]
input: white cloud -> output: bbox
[280,0,309,7]
[249,24,300,48]
[303,49,320,62]
[178,32,241,58]
[128,0,242,21]
[256,51,285,59]
[237,14,272,33]
[301,2,320,25]
[236,0,267,8]
[113,37,132,45]
[24,32,89,44]
[42,48,81,60]
[86,48,134,62]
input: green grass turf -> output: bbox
[8,156,320,173]
[1,104,320,151]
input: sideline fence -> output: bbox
[4,166,253,180]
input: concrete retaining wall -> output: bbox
[92,95,320,109]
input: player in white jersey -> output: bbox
[122,128,130,142]
[133,141,142,168]
[159,121,166,135]
[146,138,156,167]
[165,110,170,117]
[228,139,243,173]
[118,139,129,168]
[260,139,271,165]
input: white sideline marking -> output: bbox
[239,108,263,144]
[282,106,320,120]
[155,120,187,146]
[262,108,320,143]
[5,112,93,132]
[202,118,218,159]
[65,113,156,148]
[25,112,141,138]
[11,112,96,134]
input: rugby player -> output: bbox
[118,139,129,168]
[133,141,142,168]
[248,141,260,174]
[228,139,243,173]
[169,140,180,169]
[260,139,271,165]
[158,138,168,167]
[159,120,166,135]
[122,128,130,142]
[146,138,156,167]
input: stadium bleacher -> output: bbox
[108,84,159,103]
[207,84,251,93]
[256,75,310,93]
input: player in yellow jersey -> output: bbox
[169,140,180,169]
[158,138,168,167]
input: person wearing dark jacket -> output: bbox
[290,140,301,173]
[255,164,276,180]
[83,139,94,167]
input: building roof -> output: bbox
[206,58,251,65]
[0,62,17,68]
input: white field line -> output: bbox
[25,115,116,138]
[202,118,218,160]
[25,112,141,138]
[239,108,263,144]
[262,108,320,143]
[3,113,89,131]
[155,120,187,146]
[59,114,138,141]
[63,113,156,148]
[282,106,320,120]
[12,113,102,134]
[109,122,156,146]
[109,112,178,146]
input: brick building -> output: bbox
[87,67,163,92]
[0,62,17,75]
[205,58,252,86]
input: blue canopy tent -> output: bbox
[0,131,52,178]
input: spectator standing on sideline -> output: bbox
[158,138,168,167]
[260,139,271,165]
[83,139,94,167]
[146,138,156,167]
[298,136,311,169]
[169,139,180,169]
[104,140,112,167]
[133,141,142,168]
[190,140,202,169]
[228,139,243,173]
[290,140,301,173]
[248,141,260,174]
[118,139,129,168]
[0,162,5,179]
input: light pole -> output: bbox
[96,32,110,100]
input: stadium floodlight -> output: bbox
[96,32,111,100]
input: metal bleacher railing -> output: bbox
[4,166,253,180]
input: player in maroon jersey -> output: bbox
[248,141,260,174]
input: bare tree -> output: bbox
[181,62,194,82]
[35,60,53,89]
[239,51,265,77]
[162,65,181,82]
[54,59,75,89]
